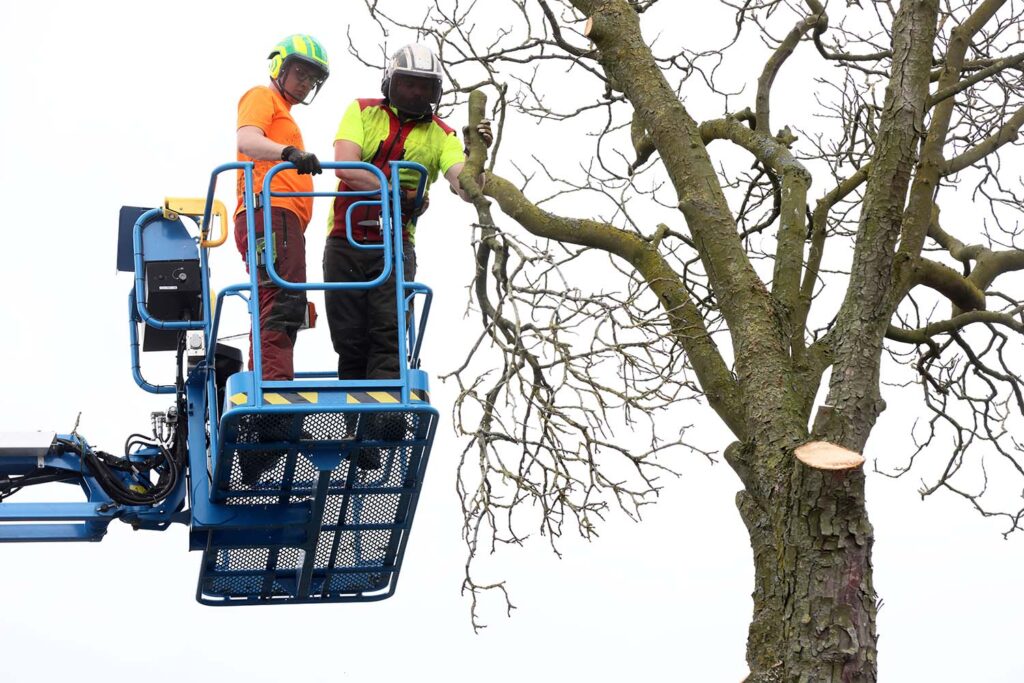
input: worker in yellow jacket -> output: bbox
[325,43,491,381]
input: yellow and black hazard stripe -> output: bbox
[228,389,428,407]
[229,391,319,407]
[345,389,430,404]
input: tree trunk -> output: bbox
[739,449,877,683]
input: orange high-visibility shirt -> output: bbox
[235,85,313,227]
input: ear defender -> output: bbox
[268,50,284,79]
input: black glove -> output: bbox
[281,146,322,175]
[400,188,429,220]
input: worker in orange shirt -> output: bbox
[234,34,329,380]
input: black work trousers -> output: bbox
[323,236,417,380]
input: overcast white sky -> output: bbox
[1,2,1022,681]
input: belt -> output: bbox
[352,220,384,243]
[348,220,412,244]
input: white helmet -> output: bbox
[381,43,444,117]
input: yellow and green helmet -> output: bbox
[267,34,330,81]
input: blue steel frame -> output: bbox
[196,159,437,604]
[0,433,187,541]
[203,160,432,458]
[247,160,427,399]
[131,158,437,516]
[0,156,242,540]
[1,159,439,605]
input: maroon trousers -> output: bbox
[234,209,307,380]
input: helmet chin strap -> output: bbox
[274,67,321,106]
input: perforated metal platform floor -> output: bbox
[196,407,437,604]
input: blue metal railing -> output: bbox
[241,160,430,407]
[128,290,176,394]
[130,163,253,395]
[129,159,435,420]
[131,208,206,332]
[196,160,429,479]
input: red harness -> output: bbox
[331,100,417,242]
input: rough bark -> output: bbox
[572,0,801,446]
[740,454,876,683]
[822,0,939,450]
[409,0,1024,677]
[573,2,941,680]
[771,2,941,680]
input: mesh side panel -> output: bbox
[327,572,389,594]
[314,530,338,569]
[220,411,322,499]
[313,494,346,568]
[320,530,393,567]
[228,450,319,490]
[343,444,417,491]
[275,547,306,570]
[302,412,358,440]
[219,410,428,492]
[363,412,417,441]
[312,495,402,567]
[345,493,402,525]
[201,408,437,603]
[228,450,317,495]
[382,445,416,487]
[205,575,264,596]
[329,460,354,484]
[355,529,393,565]
[226,494,280,506]
[235,413,294,444]
[224,456,318,503]
[216,547,269,570]
[202,546,307,598]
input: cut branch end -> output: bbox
[795,441,865,470]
